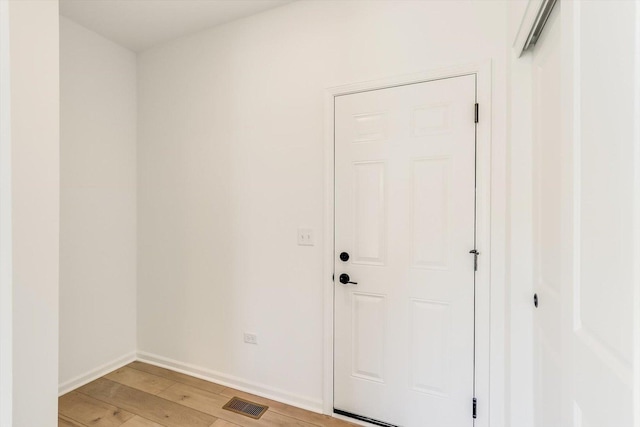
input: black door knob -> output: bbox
[339,273,358,285]
[339,252,350,262]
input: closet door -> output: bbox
[563,1,638,426]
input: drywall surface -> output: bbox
[59,17,137,390]
[138,0,508,412]
[9,1,60,425]
[0,1,12,424]
[506,1,535,426]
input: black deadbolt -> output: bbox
[339,252,350,262]
[534,293,538,308]
[339,273,357,285]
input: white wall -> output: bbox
[0,1,12,424]
[505,1,535,426]
[59,16,138,392]
[8,1,60,425]
[137,0,508,415]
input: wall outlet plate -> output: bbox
[243,332,258,344]
[297,227,314,246]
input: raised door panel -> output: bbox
[411,157,451,270]
[409,299,451,397]
[351,292,387,383]
[353,162,386,265]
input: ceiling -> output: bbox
[59,0,294,52]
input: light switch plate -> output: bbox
[297,227,314,246]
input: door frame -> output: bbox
[323,60,494,427]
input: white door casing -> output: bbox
[531,4,562,427]
[333,74,477,426]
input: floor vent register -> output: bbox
[222,396,269,419]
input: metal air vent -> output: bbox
[222,397,268,419]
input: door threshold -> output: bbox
[333,408,399,427]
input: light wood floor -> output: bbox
[59,361,357,427]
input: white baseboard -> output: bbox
[58,352,137,396]
[136,351,324,414]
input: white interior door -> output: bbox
[564,1,637,426]
[531,5,562,427]
[334,75,477,427]
[531,1,639,426]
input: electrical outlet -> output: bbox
[297,227,314,246]
[243,332,258,345]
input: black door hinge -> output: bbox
[472,397,477,419]
[474,103,479,123]
[469,249,479,271]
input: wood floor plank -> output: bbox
[105,367,175,395]
[120,416,166,427]
[59,391,135,427]
[78,378,216,427]
[309,416,359,427]
[127,361,225,395]
[219,388,356,426]
[63,365,356,427]
[158,383,317,427]
[211,420,241,427]
[59,414,87,427]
